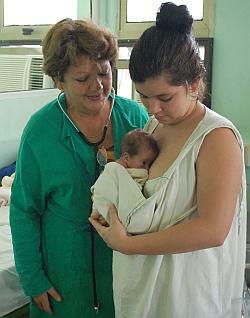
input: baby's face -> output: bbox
[127,148,157,170]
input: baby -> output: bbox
[91,129,159,224]
[115,129,159,189]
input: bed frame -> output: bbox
[0,88,58,318]
[0,88,58,169]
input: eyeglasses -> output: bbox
[96,146,107,167]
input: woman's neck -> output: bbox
[67,99,112,142]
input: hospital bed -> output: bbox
[0,89,58,318]
[0,205,29,317]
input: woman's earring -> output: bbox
[190,91,199,100]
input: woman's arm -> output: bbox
[10,140,53,293]
[90,127,243,255]
[10,139,62,313]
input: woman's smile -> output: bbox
[86,93,103,101]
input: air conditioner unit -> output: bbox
[0,54,55,92]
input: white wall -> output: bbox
[0,89,58,168]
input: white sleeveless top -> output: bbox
[113,107,247,318]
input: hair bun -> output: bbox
[156,2,193,34]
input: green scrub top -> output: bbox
[10,93,148,318]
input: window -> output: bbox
[0,0,90,41]
[119,0,215,39]
[0,0,91,92]
[116,1,214,108]
[4,0,77,26]
[127,0,203,22]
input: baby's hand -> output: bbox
[89,204,130,252]
[90,210,109,227]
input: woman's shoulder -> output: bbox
[203,107,235,128]
[114,94,149,123]
[190,106,244,158]
[114,95,146,113]
[200,107,243,145]
[22,98,60,139]
[114,94,139,106]
[29,98,58,120]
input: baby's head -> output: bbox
[119,129,159,169]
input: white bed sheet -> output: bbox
[0,206,29,317]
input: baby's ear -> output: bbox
[123,152,129,162]
[120,152,130,168]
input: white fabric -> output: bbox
[0,187,11,207]
[113,107,247,318]
[126,167,148,190]
[0,88,59,168]
[92,163,149,233]
[0,206,29,316]
[1,173,15,188]
[91,162,194,234]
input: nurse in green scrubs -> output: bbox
[10,18,148,318]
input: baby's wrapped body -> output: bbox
[91,161,192,234]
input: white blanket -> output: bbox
[0,187,11,207]
[91,162,193,234]
[0,206,29,316]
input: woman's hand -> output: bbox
[89,204,130,253]
[33,287,62,315]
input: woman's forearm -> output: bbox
[120,216,228,255]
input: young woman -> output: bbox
[90,3,246,318]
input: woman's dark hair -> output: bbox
[129,2,205,92]
[42,18,118,81]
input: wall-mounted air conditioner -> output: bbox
[0,54,54,92]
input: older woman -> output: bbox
[10,18,148,318]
